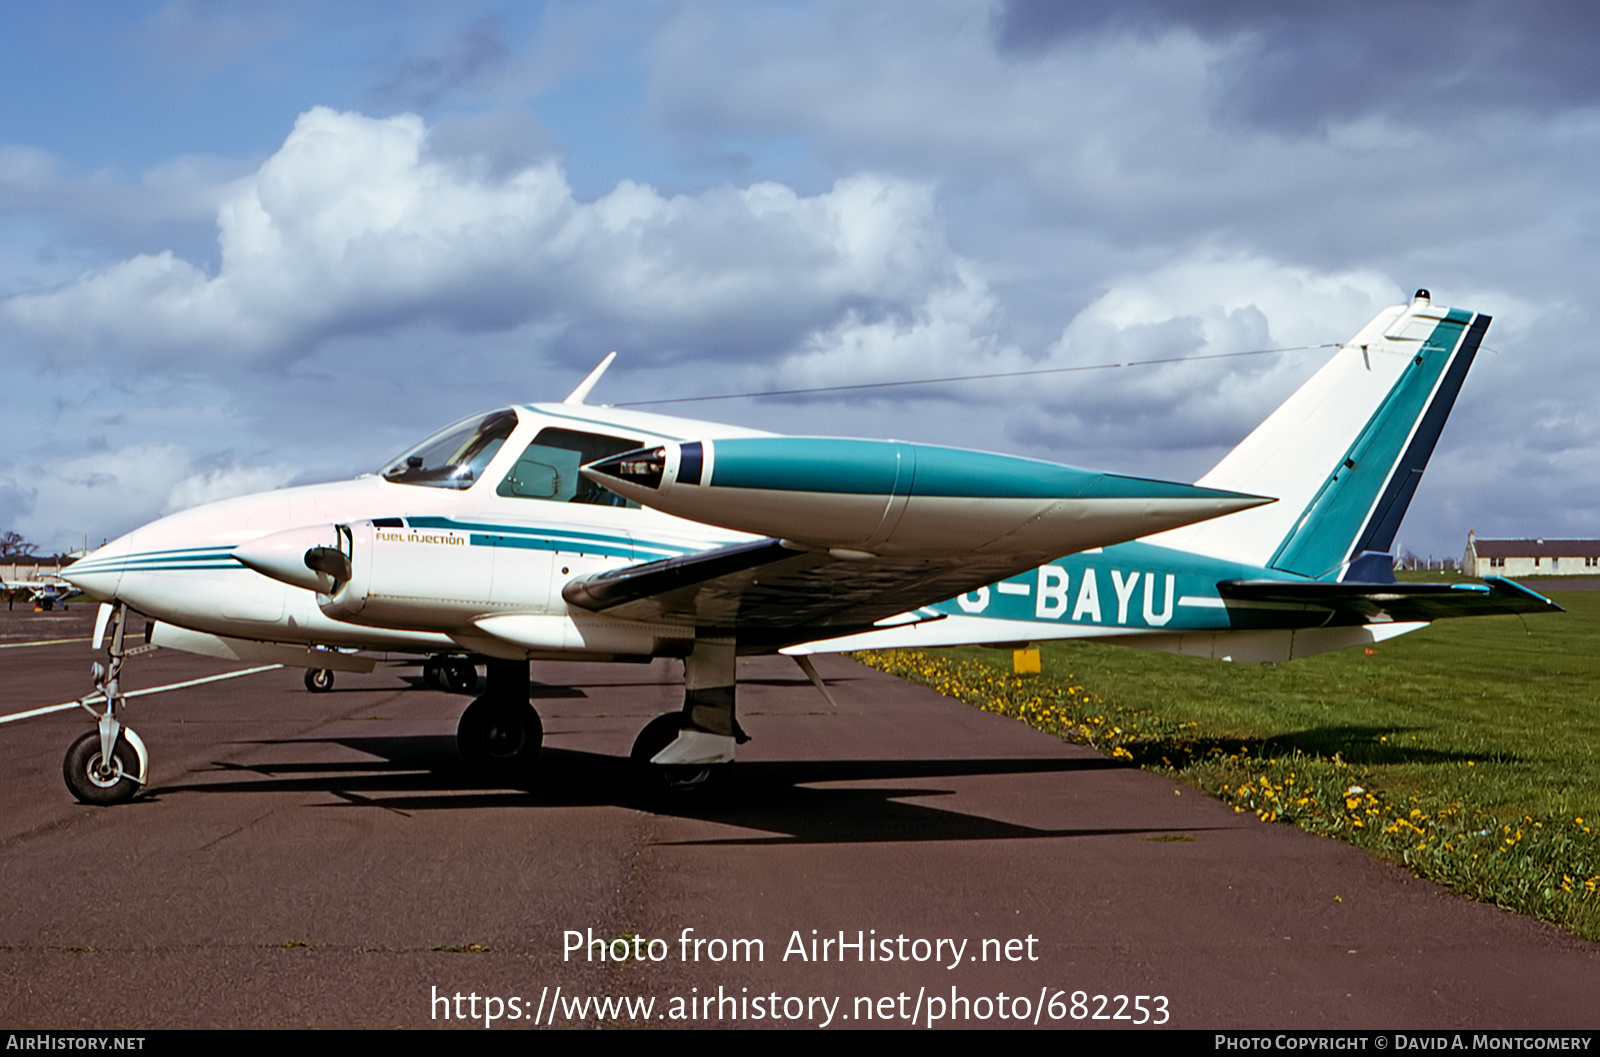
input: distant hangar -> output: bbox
[1464,529,1600,578]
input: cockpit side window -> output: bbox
[498,427,643,507]
[381,409,518,489]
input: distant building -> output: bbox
[1463,529,1600,578]
[0,555,77,584]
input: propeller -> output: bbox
[303,546,353,585]
[233,524,351,594]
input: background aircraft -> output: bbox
[58,291,1557,805]
[2,576,81,610]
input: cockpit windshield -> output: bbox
[380,408,518,489]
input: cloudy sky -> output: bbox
[3,1,1597,560]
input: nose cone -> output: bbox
[233,524,347,593]
[60,535,133,602]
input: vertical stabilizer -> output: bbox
[1147,292,1489,578]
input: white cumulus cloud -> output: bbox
[2,107,971,371]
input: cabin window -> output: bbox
[380,409,518,490]
[498,427,643,507]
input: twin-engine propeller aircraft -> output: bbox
[59,291,1558,804]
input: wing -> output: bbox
[562,537,1046,648]
[1216,576,1563,623]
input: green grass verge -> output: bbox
[855,590,1600,941]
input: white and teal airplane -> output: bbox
[60,290,1557,804]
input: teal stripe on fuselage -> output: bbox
[469,533,636,559]
[71,547,239,575]
[75,546,234,565]
[928,540,1323,633]
[77,521,710,579]
[403,515,727,562]
[404,515,699,559]
[1268,311,1470,579]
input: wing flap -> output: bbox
[1217,576,1563,623]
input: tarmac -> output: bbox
[1,606,1596,1029]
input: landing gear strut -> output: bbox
[631,638,746,795]
[63,603,149,805]
[456,659,542,778]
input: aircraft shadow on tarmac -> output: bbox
[1126,723,1517,769]
[151,737,1226,846]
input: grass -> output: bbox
[856,588,1600,941]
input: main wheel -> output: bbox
[422,659,443,689]
[304,668,335,693]
[457,696,543,775]
[63,730,140,806]
[440,659,478,694]
[630,713,722,794]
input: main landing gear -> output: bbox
[630,638,747,795]
[456,659,543,778]
[450,642,750,795]
[63,603,150,805]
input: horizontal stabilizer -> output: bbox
[1216,576,1563,623]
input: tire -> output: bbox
[630,713,722,795]
[422,660,443,689]
[457,696,543,775]
[62,731,140,806]
[440,659,478,695]
[304,668,335,693]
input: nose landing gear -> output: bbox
[63,603,150,805]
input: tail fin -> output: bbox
[1150,291,1489,579]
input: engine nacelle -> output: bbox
[582,437,1271,558]
[233,519,685,657]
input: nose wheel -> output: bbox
[63,603,150,805]
[63,729,142,806]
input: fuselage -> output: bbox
[62,397,1420,667]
